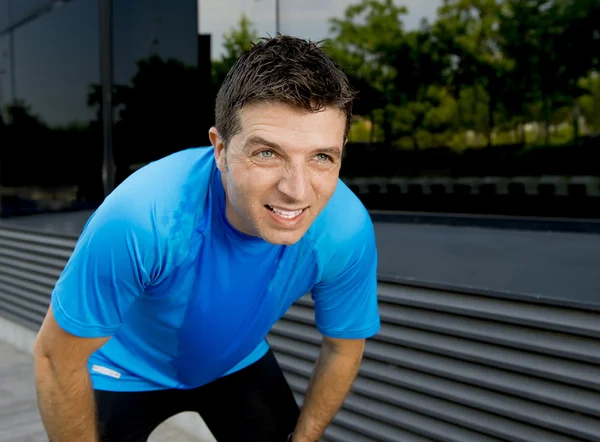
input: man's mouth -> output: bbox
[265,205,306,219]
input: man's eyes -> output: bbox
[258,150,275,159]
[255,150,333,163]
[315,153,333,162]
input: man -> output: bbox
[33,35,380,442]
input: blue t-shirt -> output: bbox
[51,147,380,392]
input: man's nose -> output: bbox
[277,164,310,203]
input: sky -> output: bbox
[199,0,441,59]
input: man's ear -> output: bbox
[209,127,226,172]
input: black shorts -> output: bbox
[94,349,300,442]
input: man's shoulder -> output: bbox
[306,180,375,277]
[124,146,215,196]
[309,179,373,243]
[105,146,215,220]
[81,147,216,262]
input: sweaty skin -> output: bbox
[210,101,346,246]
[34,305,109,442]
[291,337,365,442]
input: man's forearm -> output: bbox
[35,356,98,442]
[292,338,364,442]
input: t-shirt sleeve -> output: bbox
[310,221,380,340]
[51,201,158,338]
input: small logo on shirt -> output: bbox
[91,364,122,379]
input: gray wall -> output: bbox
[1,223,600,441]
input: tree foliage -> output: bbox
[212,0,600,148]
[212,14,260,87]
[370,0,598,146]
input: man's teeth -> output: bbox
[271,207,303,218]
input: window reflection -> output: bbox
[199,0,276,60]
[200,0,600,219]
[7,0,51,25]
[0,1,8,31]
[0,0,103,216]
[0,35,10,120]
[1,0,598,219]
[112,0,202,186]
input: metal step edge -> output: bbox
[330,408,434,442]
[0,246,68,270]
[376,283,600,338]
[0,308,40,332]
[322,415,402,442]
[0,290,49,317]
[281,357,590,442]
[379,304,600,364]
[376,323,600,392]
[269,321,600,391]
[268,334,600,418]
[0,255,63,280]
[0,237,74,259]
[0,228,77,248]
[356,357,600,438]
[284,371,507,442]
[284,304,600,364]
[291,390,414,442]
[0,284,50,310]
[279,349,600,439]
[0,272,54,297]
[0,264,59,288]
[0,303,44,328]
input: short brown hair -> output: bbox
[214,35,356,146]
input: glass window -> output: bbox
[200,0,600,220]
[112,0,202,185]
[0,0,102,217]
[7,0,50,25]
[199,0,276,60]
[0,34,11,119]
[295,0,600,219]
[0,0,8,31]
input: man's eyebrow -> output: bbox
[244,135,281,150]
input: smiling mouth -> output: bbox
[265,205,306,219]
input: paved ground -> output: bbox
[0,341,203,442]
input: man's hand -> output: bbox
[291,336,365,442]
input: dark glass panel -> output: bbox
[0,0,8,31]
[8,0,50,24]
[273,0,600,219]
[0,0,102,217]
[111,0,204,185]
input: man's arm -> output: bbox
[291,336,365,442]
[33,306,110,442]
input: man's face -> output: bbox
[209,101,346,246]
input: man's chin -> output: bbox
[259,228,308,246]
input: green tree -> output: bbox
[212,14,260,87]
[579,72,600,134]
[328,0,452,148]
[327,0,408,145]
[390,22,452,149]
[434,0,513,146]
[6,100,48,131]
[500,0,600,144]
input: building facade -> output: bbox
[1,0,599,220]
